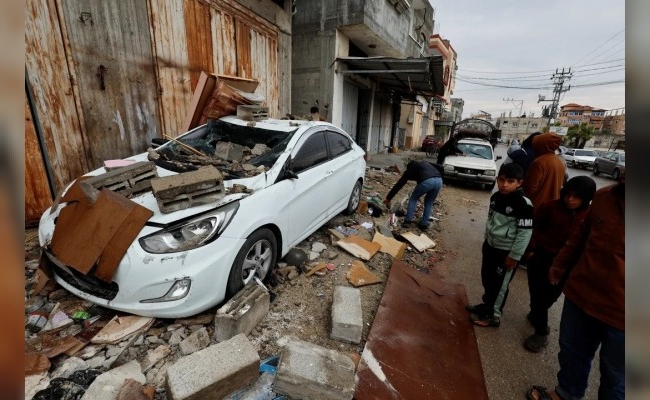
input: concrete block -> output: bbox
[215,283,270,342]
[165,333,259,400]
[178,327,210,356]
[274,337,356,400]
[82,161,157,202]
[215,142,245,161]
[331,286,363,344]
[81,360,145,400]
[150,166,223,200]
[156,186,225,214]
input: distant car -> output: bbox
[38,116,367,318]
[593,151,625,180]
[442,138,502,190]
[563,148,598,169]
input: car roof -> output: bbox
[458,138,490,145]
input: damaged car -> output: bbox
[38,116,367,318]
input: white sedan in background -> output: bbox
[39,116,367,318]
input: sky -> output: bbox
[430,0,625,120]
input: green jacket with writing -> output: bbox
[484,188,534,261]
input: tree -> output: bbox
[565,123,594,149]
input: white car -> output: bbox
[38,116,367,318]
[562,148,599,169]
[442,138,501,190]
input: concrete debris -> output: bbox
[141,345,171,373]
[331,286,363,344]
[81,161,158,202]
[311,241,328,253]
[115,378,155,400]
[25,372,50,400]
[91,316,154,345]
[150,166,225,213]
[178,327,210,356]
[215,283,270,342]
[81,360,145,400]
[51,357,88,380]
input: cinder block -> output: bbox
[81,161,158,202]
[156,186,225,214]
[274,337,356,400]
[331,286,363,344]
[165,333,259,400]
[150,166,223,200]
[215,283,270,342]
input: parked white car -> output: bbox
[442,138,502,190]
[562,148,599,169]
[38,116,367,318]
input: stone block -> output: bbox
[331,286,363,344]
[274,337,356,400]
[165,333,259,400]
[150,166,223,200]
[82,161,157,202]
[215,142,245,161]
[215,283,270,342]
[81,360,145,400]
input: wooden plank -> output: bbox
[372,232,407,260]
[24,99,53,224]
[337,235,381,261]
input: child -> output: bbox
[467,163,533,327]
[523,176,596,352]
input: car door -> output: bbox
[603,152,617,174]
[324,130,358,216]
[281,130,334,246]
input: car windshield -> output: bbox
[458,143,493,160]
[152,119,297,179]
[575,150,597,157]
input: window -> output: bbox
[326,131,352,158]
[292,132,328,173]
[512,122,518,127]
[531,123,538,128]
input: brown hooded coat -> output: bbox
[522,132,565,208]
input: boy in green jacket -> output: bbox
[467,163,534,327]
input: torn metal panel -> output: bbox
[354,260,488,399]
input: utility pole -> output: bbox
[538,67,572,126]
[503,98,523,118]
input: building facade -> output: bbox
[291,0,446,154]
[495,113,548,143]
[557,103,607,131]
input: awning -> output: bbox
[336,56,445,99]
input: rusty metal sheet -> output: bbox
[211,7,237,76]
[183,0,214,90]
[61,0,161,169]
[354,260,488,400]
[24,99,53,224]
[25,0,92,192]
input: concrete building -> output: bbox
[495,113,548,143]
[557,103,607,131]
[291,0,446,155]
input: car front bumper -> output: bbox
[444,170,496,184]
[44,235,246,318]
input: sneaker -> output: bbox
[524,334,549,352]
[401,220,413,228]
[417,223,429,231]
[471,314,500,327]
[466,303,488,315]
[526,313,550,334]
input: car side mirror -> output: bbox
[284,169,299,179]
[496,155,502,160]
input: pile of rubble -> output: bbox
[24,165,448,400]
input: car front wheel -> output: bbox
[226,228,277,298]
[612,168,620,180]
[342,180,363,215]
[593,164,600,175]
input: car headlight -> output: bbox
[484,170,496,176]
[139,201,239,253]
[444,164,455,172]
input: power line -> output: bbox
[574,37,625,68]
[456,64,624,82]
[571,28,625,67]
[456,58,624,75]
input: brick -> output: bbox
[165,334,259,400]
[178,327,210,356]
[331,286,363,344]
[214,142,245,161]
[82,161,158,202]
[215,283,270,342]
[274,337,356,400]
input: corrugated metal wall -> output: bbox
[25,100,52,225]
[25,0,289,223]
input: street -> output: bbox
[435,144,608,399]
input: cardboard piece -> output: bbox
[401,232,437,252]
[337,235,381,261]
[91,315,155,345]
[372,232,407,260]
[182,72,260,131]
[306,262,327,277]
[50,184,152,281]
[346,260,382,287]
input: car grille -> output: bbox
[457,167,480,174]
[44,250,119,300]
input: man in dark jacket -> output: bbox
[527,172,625,400]
[436,135,464,165]
[383,160,443,230]
[503,132,542,176]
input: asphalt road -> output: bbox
[437,144,603,399]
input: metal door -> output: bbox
[341,81,359,139]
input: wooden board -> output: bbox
[372,232,407,260]
[337,235,381,261]
[401,232,436,252]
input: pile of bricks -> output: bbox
[80,161,158,203]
